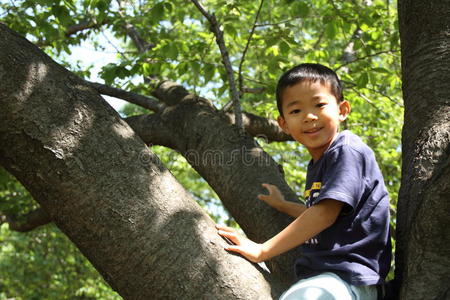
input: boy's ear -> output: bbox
[339,100,351,121]
[277,115,289,134]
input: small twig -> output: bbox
[350,87,391,118]
[339,28,362,64]
[242,87,265,94]
[223,86,266,110]
[117,0,154,53]
[65,20,104,37]
[351,87,378,108]
[85,80,165,112]
[312,30,325,49]
[101,31,129,60]
[35,19,109,47]
[238,0,265,94]
[328,0,353,23]
[191,0,243,129]
[117,0,158,86]
[2,208,51,232]
[364,84,403,107]
[254,17,302,27]
[335,49,400,71]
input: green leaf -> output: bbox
[62,0,76,11]
[224,23,238,37]
[372,67,390,74]
[190,61,201,75]
[325,21,338,39]
[151,2,165,21]
[95,0,109,11]
[177,61,188,77]
[204,63,216,83]
[265,38,278,47]
[163,43,178,60]
[142,62,151,76]
[357,72,369,88]
[295,1,310,18]
[279,40,290,55]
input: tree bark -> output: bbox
[0,24,287,299]
[397,0,450,299]
[126,81,303,284]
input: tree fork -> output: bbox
[0,24,286,299]
[127,80,303,284]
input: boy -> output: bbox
[217,63,391,299]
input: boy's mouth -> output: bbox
[304,127,322,134]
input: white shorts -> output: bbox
[279,272,378,300]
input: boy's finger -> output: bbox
[218,230,240,244]
[215,224,235,232]
[257,194,268,201]
[217,230,236,238]
[261,183,273,191]
[224,245,241,253]
[261,184,273,195]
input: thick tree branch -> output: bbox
[151,80,192,106]
[139,80,302,284]
[2,208,51,232]
[124,113,177,149]
[147,81,291,143]
[84,80,165,112]
[230,112,292,143]
[191,0,243,129]
[1,24,287,297]
[86,79,288,143]
[126,109,292,148]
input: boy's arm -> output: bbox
[258,183,307,218]
[217,199,343,263]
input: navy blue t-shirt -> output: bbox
[295,130,392,286]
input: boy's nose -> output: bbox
[304,112,318,122]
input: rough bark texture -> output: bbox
[0,24,287,299]
[126,82,303,284]
[397,1,450,299]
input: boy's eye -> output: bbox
[316,103,327,108]
[289,109,301,114]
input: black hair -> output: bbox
[275,63,344,116]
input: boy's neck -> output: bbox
[308,130,342,162]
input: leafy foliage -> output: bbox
[0,169,120,300]
[1,0,402,297]
[0,223,120,300]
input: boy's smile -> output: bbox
[278,81,350,161]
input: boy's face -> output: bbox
[277,80,350,161]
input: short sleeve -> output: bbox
[315,145,365,211]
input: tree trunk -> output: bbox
[397,1,450,299]
[0,24,286,299]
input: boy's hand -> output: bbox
[216,225,264,263]
[258,183,286,209]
